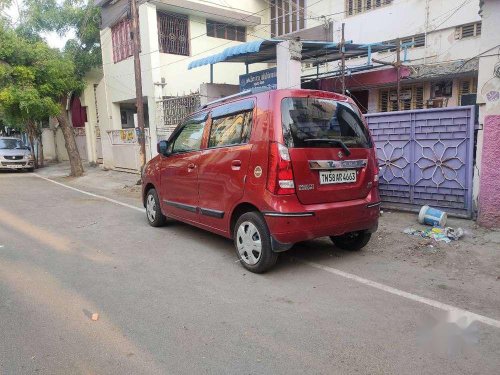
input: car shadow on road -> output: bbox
[155,218,360,273]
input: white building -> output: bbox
[90,0,484,172]
[95,0,270,171]
[300,0,482,114]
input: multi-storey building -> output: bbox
[300,0,481,114]
[95,0,482,135]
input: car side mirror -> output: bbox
[157,140,169,156]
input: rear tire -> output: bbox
[233,212,278,273]
[330,231,371,251]
[145,188,166,227]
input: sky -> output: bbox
[5,0,75,49]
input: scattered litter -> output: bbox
[91,313,99,321]
[404,226,464,244]
[444,227,464,241]
[418,205,447,227]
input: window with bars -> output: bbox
[111,18,134,63]
[345,0,393,16]
[206,20,246,42]
[455,22,481,39]
[401,33,426,48]
[270,0,306,37]
[379,85,424,112]
[458,77,477,98]
[158,12,190,56]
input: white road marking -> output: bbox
[31,172,500,330]
[299,259,500,329]
[33,173,143,212]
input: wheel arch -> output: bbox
[229,202,260,238]
[143,182,156,207]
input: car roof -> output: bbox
[197,88,349,115]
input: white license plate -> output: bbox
[319,170,357,184]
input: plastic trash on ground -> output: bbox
[403,226,464,244]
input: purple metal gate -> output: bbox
[366,106,475,218]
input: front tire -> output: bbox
[330,231,371,251]
[145,188,166,227]
[233,212,278,273]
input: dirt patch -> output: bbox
[371,211,500,280]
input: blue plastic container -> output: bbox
[418,205,447,227]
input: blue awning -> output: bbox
[188,40,281,70]
[188,39,393,70]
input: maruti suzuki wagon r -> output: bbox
[142,89,380,273]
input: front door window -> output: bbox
[171,121,205,153]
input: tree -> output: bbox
[0,23,85,175]
[19,0,102,79]
[1,1,102,176]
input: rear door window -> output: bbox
[208,109,253,148]
[281,97,372,148]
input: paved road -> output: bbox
[1,172,499,374]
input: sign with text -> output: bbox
[239,67,277,92]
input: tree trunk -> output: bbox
[56,97,84,177]
[36,122,44,168]
[27,120,38,169]
[38,134,44,167]
[52,127,59,163]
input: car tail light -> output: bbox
[267,142,295,195]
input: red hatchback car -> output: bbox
[142,89,380,273]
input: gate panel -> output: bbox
[366,106,474,218]
[74,127,87,161]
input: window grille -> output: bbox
[111,18,134,63]
[455,22,481,39]
[158,12,190,56]
[206,20,246,42]
[459,78,477,97]
[390,33,426,50]
[379,85,424,112]
[345,0,392,16]
[270,0,305,37]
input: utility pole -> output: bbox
[373,37,402,111]
[130,0,146,171]
[340,23,346,95]
[395,38,401,111]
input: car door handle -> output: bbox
[231,160,242,170]
[187,163,196,171]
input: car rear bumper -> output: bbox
[263,189,380,244]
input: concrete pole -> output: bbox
[276,40,302,90]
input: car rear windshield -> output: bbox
[281,97,372,148]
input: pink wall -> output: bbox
[478,115,500,228]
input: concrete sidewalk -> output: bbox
[35,161,143,207]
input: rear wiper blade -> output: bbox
[303,138,351,156]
